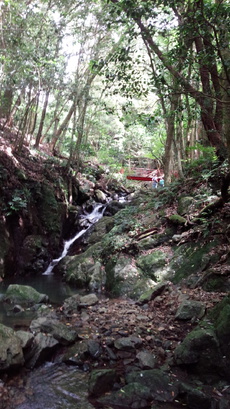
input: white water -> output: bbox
[43,203,106,276]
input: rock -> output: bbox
[98,382,152,408]
[3,284,49,307]
[174,328,223,378]
[136,251,167,280]
[79,293,99,306]
[177,196,198,216]
[137,281,170,304]
[186,388,211,409]
[175,299,206,320]
[104,200,126,216]
[30,317,79,345]
[62,340,89,366]
[126,369,179,402]
[114,336,142,351]
[88,339,102,359]
[0,323,24,371]
[16,330,34,349]
[88,369,117,397]
[169,241,220,284]
[26,332,59,368]
[136,350,156,369]
[168,214,187,225]
[94,189,107,203]
[105,255,149,298]
[62,294,81,315]
[86,216,115,245]
[61,242,104,287]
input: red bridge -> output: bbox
[126,168,163,182]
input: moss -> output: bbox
[170,241,220,284]
[168,214,187,225]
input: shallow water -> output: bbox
[14,363,94,409]
[0,273,81,328]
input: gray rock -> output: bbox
[0,323,24,371]
[63,340,89,366]
[175,299,206,320]
[114,336,142,351]
[30,318,79,345]
[79,293,99,306]
[126,369,179,402]
[136,350,156,369]
[26,332,59,368]
[16,330,34,349]
[98,382,152,408]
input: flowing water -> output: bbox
[14,363,94,409]
[0,202,107,329]
[43,203,106,275]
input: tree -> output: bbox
[107,0,230,174]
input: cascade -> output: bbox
[43,203,106,275]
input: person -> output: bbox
[152,176,158,188]
[159,177,164,187]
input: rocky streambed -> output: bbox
[0,281,230,409]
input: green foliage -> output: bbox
[5,189,30,216]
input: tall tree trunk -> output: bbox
[34,90,49,148]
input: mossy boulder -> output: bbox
[177,196,198,216]
[105,255,147,298]
[136,251,167,280]
[0,323,24,371]
[169,241,220,284]
[35,183,64,239]
[174,328,223,379]
[3,284,49,307]
[62,243,105,288]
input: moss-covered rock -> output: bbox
[170,241,220,284]
[0,323,24,371]
[174,328,223,379]
[3,284,49,307]
[136,251,167,279]
[88,369,117,397]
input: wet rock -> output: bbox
[186,388,212,409]
[63,340,89,366]
[94,189,107,203]
[136,350,156,369]
[175,299,206,320]
[104,200,126,216]
[88,339,102,359]
[0,323,24,371]
[88,368,117,397]
[114,336,142,351]
[98,382,152,408]
[3,284,49,307]
[26,332,59,368]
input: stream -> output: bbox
[0,202,107,329]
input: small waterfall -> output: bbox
[43,203,106,276]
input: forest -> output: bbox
[0,1,230,409]
[0,0,229,183]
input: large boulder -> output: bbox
[3,284,49,307]
[0,323,24,371]
[105,255,154,298]
[136,250,168,280]
[174,328,223,380]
